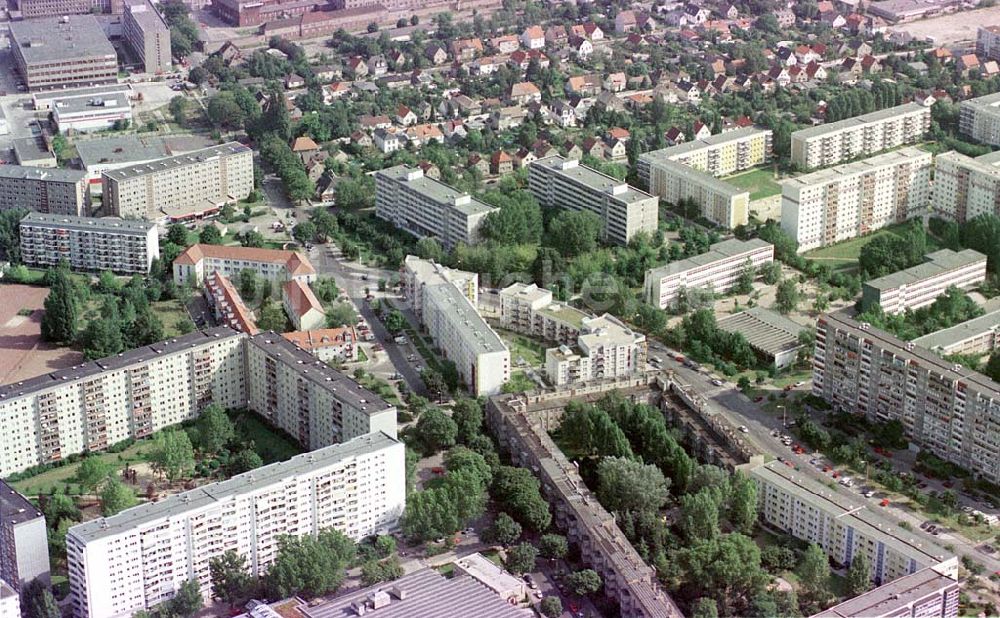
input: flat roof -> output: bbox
[425,284,507,354]
[864,249,986,291]
[76,135,217,169]
[531,155,655,204]
[20,213,155,234]
[813,565,957,618]
[791,102,928,141]
[378,166,495,217]
[12,137,55,164]
[0,164,85,183]
[454,552,524,595]
[913,308,1000,351]
[404,255,477,289]
[962,91,1000,112]
[499,282,550,304]
[68,432,399,543]
[0,479,44,527]
[640,126,771,161]
[9,16,116,64]
[781,147,930,190]
[54,92,130,115]
[32,84,131,104]
[579,313,645,348]
[103,142,252,181]
[718,306,805,356]
[125,0,169,32]
[648,157,750,197]
[646,238,773,281]
[535,301,589,329]
[297,568,533,618]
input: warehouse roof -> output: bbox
[9,16,116,64]
[718,307,805,357]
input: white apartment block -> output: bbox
[913,309,1000,357]
[861,249,987,315]
[245,334,397,450]
[19,213,160,274]
[0,481,49,594]
[66,432,405,618]
[103,142,253,221]
[644,158,750,228]
[402,254,478,321]
[742,459,956,586]
[814,311,1000,483]
[978,25,1000,61]
[52,92,132,133]
[790,103,931,169]
[123,0,172,75]
[404,256,509,396]
[931,150,1000,223]
[0,165,90,216]
[780,147,932,253]
[643,238,774,309]
[528,156,658,245]
[0,580,17,618]
[375,166,497,250]
[960,91,1000,147]
[173,244,316,286]
[499,282,590,346]
[638,127,774,182]
[545,314,646,386]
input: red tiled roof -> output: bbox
[175,244,316,277]
[282,279,324,318]
[283,326,357,351]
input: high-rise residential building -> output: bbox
[813,311,1000,483]
[499,282,590,346]
[123,0,171,74]
[977,25,1000,61]
[861,249,987,314]
[912,309,1000,357]
[642,158,750,228]
[19,213,160,274]
[780,148,932,252]
[742,459,956,585]
[0,481,49,595]
[103,142,254,221]
[930,150,1000,223]
[66,432,405,618]
[402,254,478,318]
[375,166,497,250]
[403,256,509,396]
[173,244,316,286]
[960,91,1000,146]
[0,165,91,216]
[9,17,118,91]
[790,103,931,170]
[639,127,774,181]
[0,580,19,618]
[75,134,217,185]
[545,314,646,386]
[527,156,658,245]
[643,238,774,309]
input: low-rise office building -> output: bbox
[66,432,405,618]
[639,127,774,181]
[173,244,316,286]
[19,213,159,274]
[9,16,118,91]
[717,307,806,369]
[282,279,326,331]
[931,150,1000,223]
[643,158,750,228]
[282,327,358,363]
[103,142,254,221]
[375,166,496,250]
[814,311,1000,483]
[913,308,1000,356]
[528,156,658,245]
[545,314,646,386]
[780,148,932,252]
[0,481,49,595]
[960,91,1000,146]
[13,0,120,19]
[861,249,987,314]
[0,165,90,216]
[499,282,590,346]
[644,238,774,309]
[790,103,931,169]
[123,0,171,74]
[51,91,132,133]
[203,271,258,335]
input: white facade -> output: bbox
[499,282,588,346]
[931,150,1000,223]
[19,213,159,274]
[545,314,646,386]
[861,249,987,315]
[645,158,751,228]
[0,581,18,618]
[403,255,478,321]
[66,433,405,618]
[52,93,132,133]
[960,91,1000,147]
[780,148,932,252]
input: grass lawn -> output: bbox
[725,168,783,201]
[12,441,148,497]
[499,330,546,367]
[151,299,191,337]
[502,371,537,394]
[804,229,898,261]
[228,410,303,465]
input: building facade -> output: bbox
[0,580,19,618]
[813,563,960,618]
[643,238,774,309]
[103,143,254,221]
[780,148,932,252]
[123,0,172,74]
[66,432,405,618]
[527,156,658,245]
[402,255,478,319]
[960,91,1000,146]
[19,213,159,274]
[173,244,316,286]
[0,481,49,595]
[790,103,931,170]
[639,127,773,181]
[643,158,750,228]
[281,327,358,363]
[813,311,1000,483]
[375,166,496,250]
[499,282,589,346]
[545,314,646,386]
[9,16,118,91]
[0,165,91,216]
[861,249,987,314]
[977,25,1000,61]
[913,309,1000,357]
[52,92,132,133]
[931,150,1000,223]
[14,0,121,18]
[282,279,326,331]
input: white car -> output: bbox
[711,379,723,386]
[739,425,749,433]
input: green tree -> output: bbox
[596,457,670,514]
[565,569,602,596]
[293,221,317,245]
[421,367,449,401]
[415,237,445,262]
[100,476,138,516]
[846,552,872,597]
[485,512,522,546]
[984,351,1000,382]
[149,429,196,481]
[540,596,562,618]
[167,578,204,617]
[728,472,758,535]
[759,261,782,285]
[414,407,458,454]
[692,598,719,618]
[798,543,831,603]
[239,269,258,300]
[384,309,407,334]
[505,542,538,575]
[197,404,235,454]
[326,302,357,328]
[258,301,288,332]
[210,550,253,606]
[547,210,602,257]
[229,448,264,475]
[679,489,720,542]
[241,230,265,248]
[268,529,355,599]
[74,456,114,491]
[361,555,404,585]
[733,259,755,295]
[41,268,78,343]
[374,534,396,558]
[23,581,60,618]
[0,208,28,263]
[199,225,223,245]
[775,278,800,314]
[167,223,190,246]
[539,533,568,560]
[169,96,189,126]
[127,306,164,348]
[451,398,483,443]
[490,466,551,532]
[41,493,81,529]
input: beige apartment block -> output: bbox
[9,17,118,91]
[644,158,750,228]
[19,213,159,274]
[960,91,1000,147]
[375,166,496,250]
[545,314,646,386]
[103,143,254,221]
[639,127,774,181]
[123,0,172,74]
[173,244,316,286]
[931,150,1000,223]
[499,282,590,346]
[644,238,774,309]
[402,255,478,320]
[780,147,932,252]
[527,156,658,245]
[861,249,987,314]
[814,311,1000,483]
[0,165,91,216]
[790,103,931,170]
